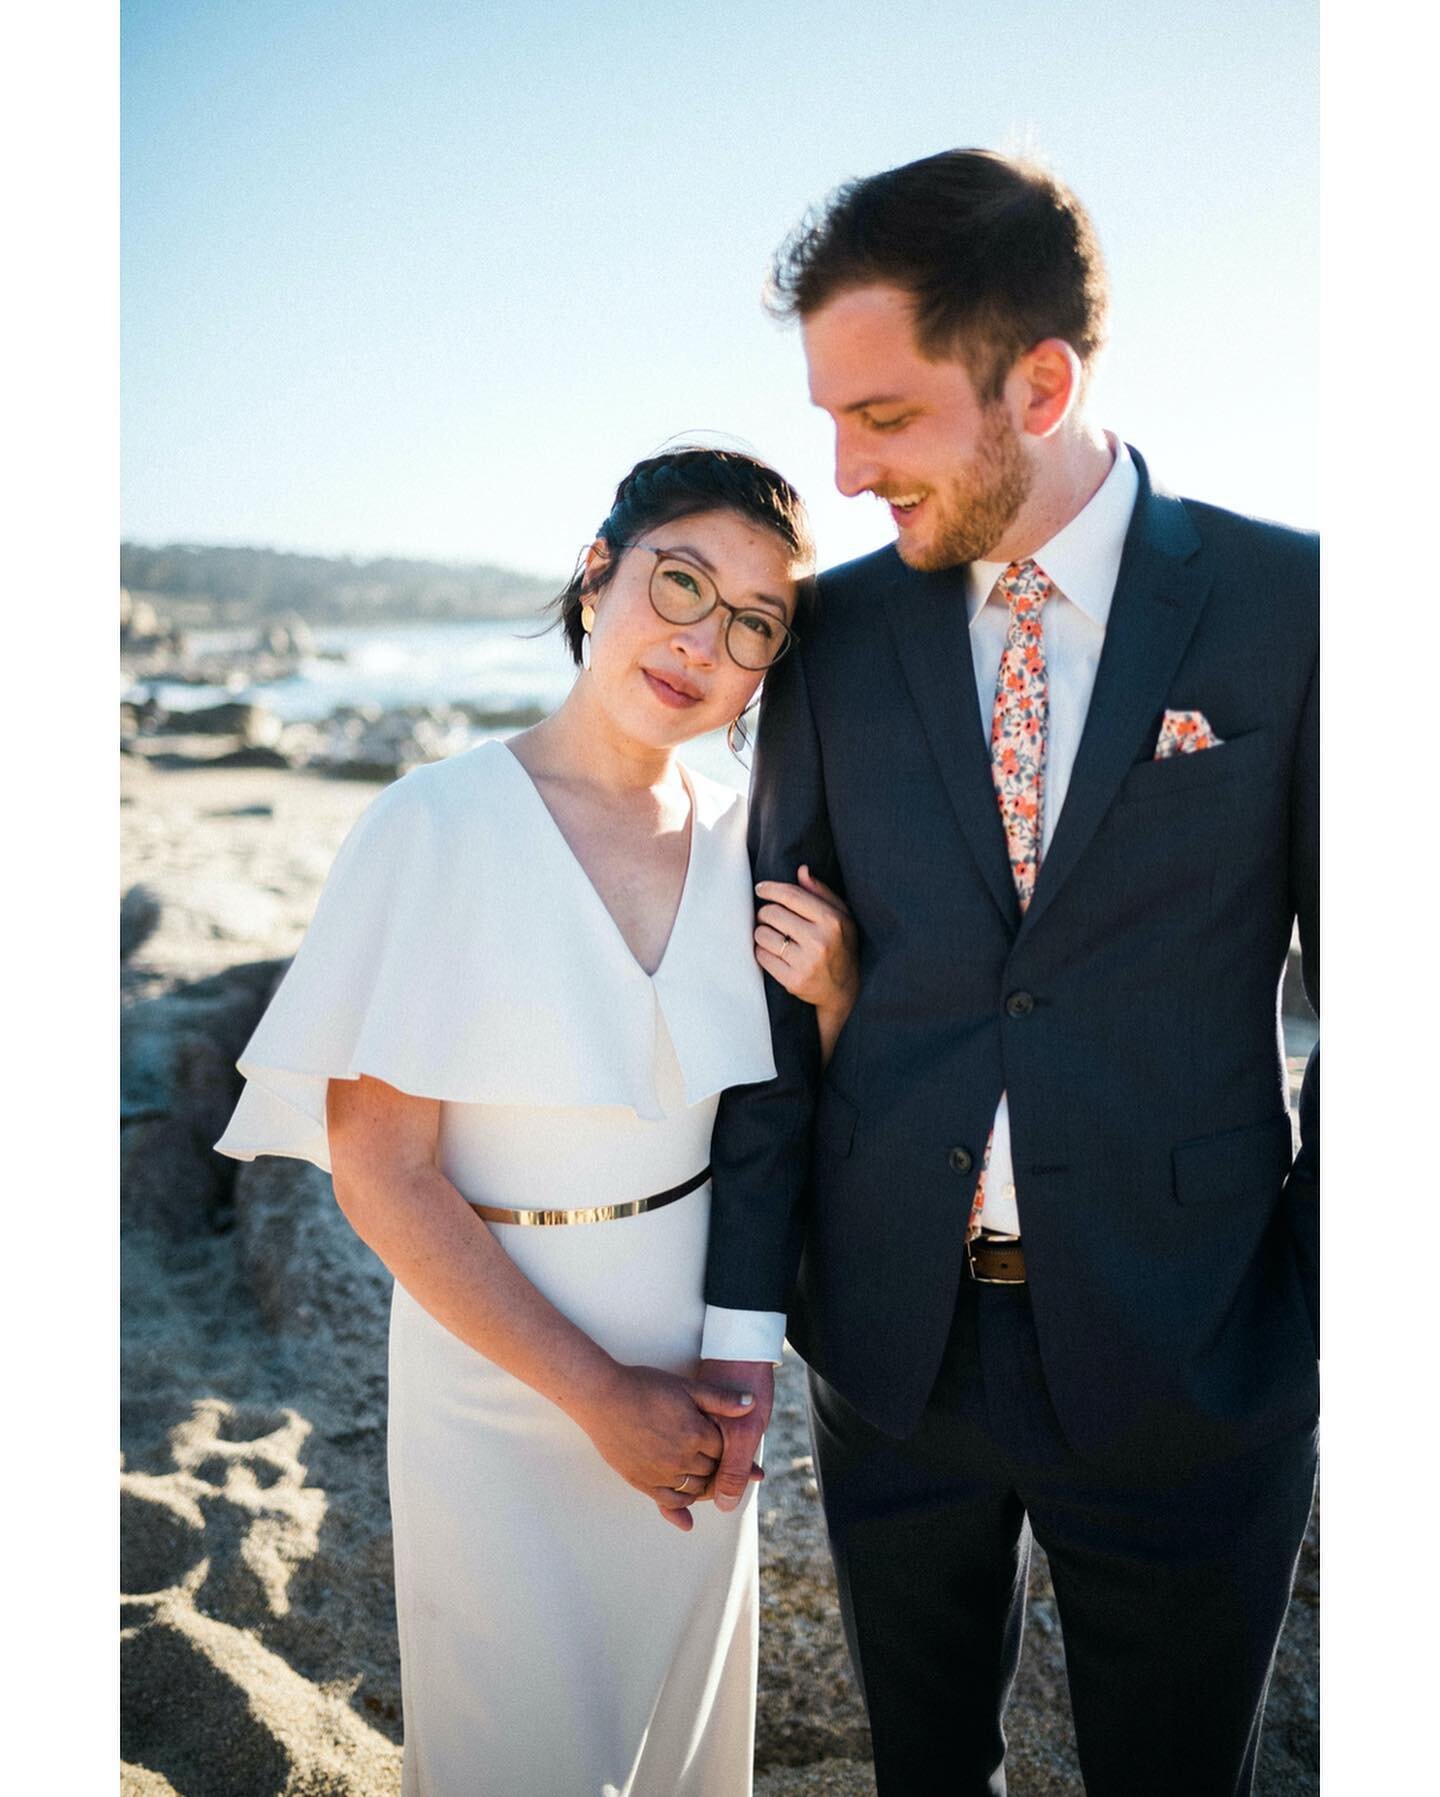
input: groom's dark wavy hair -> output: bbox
[768,148,1111,404]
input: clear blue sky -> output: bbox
[122,0,1317,580]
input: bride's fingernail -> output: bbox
[739,1394,754,1406]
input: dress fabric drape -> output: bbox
[217,740,777,1797]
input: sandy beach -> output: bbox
[120,744,1319,1796]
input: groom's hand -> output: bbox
[699,1359,775,1513]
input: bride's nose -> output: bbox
[669,610,725,665]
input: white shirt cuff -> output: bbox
[700,1305,787,1367]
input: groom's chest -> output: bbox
[806,593,1285,929]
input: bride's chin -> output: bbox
[661,714,722,749]
[605,701,717,754]
[630,692,726,746]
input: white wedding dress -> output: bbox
[216,739,777,1797]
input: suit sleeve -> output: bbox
[704,642,839,1315]
[1283,645,1319,1353]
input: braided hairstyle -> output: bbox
[552,447,817,672]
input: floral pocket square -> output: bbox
[1154,709,1225,758]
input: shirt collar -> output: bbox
[966,433,1139,628]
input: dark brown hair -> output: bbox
[768,148,1110,402]
[552,446,817,670]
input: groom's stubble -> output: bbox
[890,398,1033,572]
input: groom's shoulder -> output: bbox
[816,543,905,606]
[1171,486,1318,588]
[1155,475,1318,647]
[807,545,908,651]
[789,546,907,671]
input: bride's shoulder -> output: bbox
[335,741,522,876]
[684,763,748,835]
[369,737,519,823]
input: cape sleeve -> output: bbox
[214,772,457,1173]
[214,743,780,1172]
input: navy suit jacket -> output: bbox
[705,448,1319,1455]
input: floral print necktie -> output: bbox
[969,558,1053,1237]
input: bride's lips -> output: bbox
[642,668,703,708]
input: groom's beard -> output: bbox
[894,404,1033,571]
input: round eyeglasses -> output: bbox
[624,544,797,671]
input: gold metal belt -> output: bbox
[469,1165,711,1227]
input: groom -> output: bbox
[698,149,1318,1794]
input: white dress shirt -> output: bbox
[700,434,1139,1364]
[965,435,1137,1234]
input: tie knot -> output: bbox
[997,559,1052,615]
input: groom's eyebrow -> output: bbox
[839,393,907,413]
[658,543,788,616]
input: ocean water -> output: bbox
[132,617,750,790]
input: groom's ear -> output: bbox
[1009,338,1083,440]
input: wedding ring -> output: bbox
[674,1475,695,1494]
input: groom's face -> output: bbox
[802,283,1031,570]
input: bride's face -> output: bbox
[583,507,803,750]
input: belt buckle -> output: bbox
[967,1229,1023,1286]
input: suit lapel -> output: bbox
[882,555,1021,931]
[1019,450,1212,939]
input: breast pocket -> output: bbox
[1120,728,1270,805]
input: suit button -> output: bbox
[1006,990,1036,1018]
[948,1146,973,1174]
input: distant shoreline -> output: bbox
[122,540,561,628]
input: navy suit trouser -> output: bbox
[807,1278,1318,1796]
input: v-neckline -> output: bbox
[495,739,698,981]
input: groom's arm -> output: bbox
[705,640,837,1323]
[701,641,840,1506]
[1282,644,1319,1352]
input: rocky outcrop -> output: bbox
[154,702,284,744]
[235,1157,392,1354]
[121,589,324,697]
[124,699,546,782]
[121,587,187,658]
[120,961,286,1235]
[121,885,164,962]
[253,616,316,659]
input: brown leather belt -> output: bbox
[966,1231,1027,1285]
[469,1165,711,1227]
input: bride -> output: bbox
[216,448,858,1796]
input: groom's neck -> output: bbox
[990,420,1115,566]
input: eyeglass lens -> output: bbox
[648,556,788,670]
